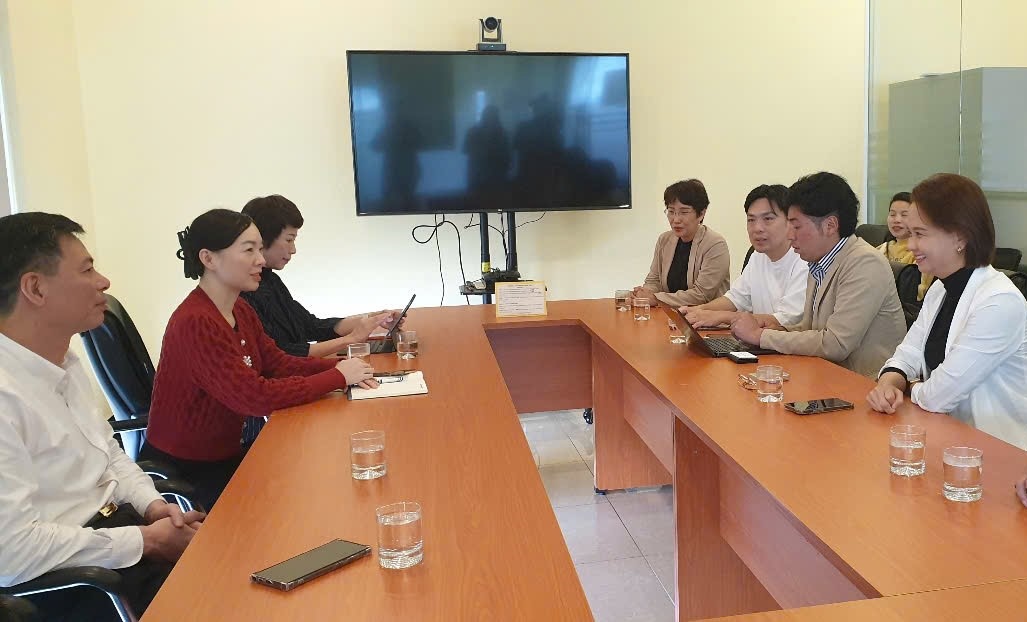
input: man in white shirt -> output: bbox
[0,213,205,619]
[681,184,807,328]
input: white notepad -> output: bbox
[349,371,429,400]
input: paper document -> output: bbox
[495,281,547,317]
[350,371,428,400]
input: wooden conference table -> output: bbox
[144,299,1027,621]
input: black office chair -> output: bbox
[998,269,1027,300]
[890,261,923,328]
[855,223,890,248]
[79,294,156,461]
[0,479,202,622]
[993,248,1023,272]
[742,245,755,270]
[0,596,36,622]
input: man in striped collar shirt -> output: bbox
[731,172,907,377]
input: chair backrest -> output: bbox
[79,293,156,422]
[890,261,923,328]
[998,269,1027,300]
[993,247,1023,272]
[855,223,890,248]
[742,245,755,270]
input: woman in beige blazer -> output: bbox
[633,179,731,307]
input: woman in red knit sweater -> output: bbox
[140,209,375,509]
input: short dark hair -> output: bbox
[176,209,254,279]
[0,213,85,316]
[911,174,995,268]
[786,172,859,237]
[241,195,304,248]
[890,191,911,205]
[743,184,789,214]
[663,179,710,214]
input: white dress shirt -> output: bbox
[0,333,162,586]
[724,247,808,325]
[880,266,1027,449]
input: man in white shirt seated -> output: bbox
[680,184,807,328]
[0,212,205,619]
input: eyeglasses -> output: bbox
[737,370,790,390]
[664,208,695,218]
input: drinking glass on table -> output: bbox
[376,501,424,569]
[889,424,926,477]
[943,446,983,502]
[348,342,371,360]
[350,430,386,480]
[615,290,631,312]
[754,365,783,402]
[396,330,419,359]
[667,315,686,343]
[633,298,651,321]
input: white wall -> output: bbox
[1,0,95,240]
[5,0,867,357]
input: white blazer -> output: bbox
[881,265,1027,449]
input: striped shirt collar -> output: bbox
[808,236,850,288]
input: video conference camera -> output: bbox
[477,17,506,51]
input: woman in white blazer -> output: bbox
[867,173,1027,450]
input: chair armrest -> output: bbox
[135,459,179,481]
[0,595,37,620]
[154,479,206,514]
[0,566,123,598]
[110,415,149,434]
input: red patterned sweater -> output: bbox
[146,288,346,461]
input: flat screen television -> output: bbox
[346,51,631,216]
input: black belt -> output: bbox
[83,501,120,529]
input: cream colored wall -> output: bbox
[2,0,95,243]
[10,0,866,357]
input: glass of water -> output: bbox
[376,501,424,569]
[667,315,686,343]
[348,342,371,360]
[396,330,418,359]
[615,290,631,312]
[889,424,926,476]
[755,365,783,402]
[633,298,651,321]
[943,446,983,502]
[350,430,386,480]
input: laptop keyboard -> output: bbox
[704,336,746,354]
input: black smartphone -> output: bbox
[251,539,371,592]
[784,398,855,415]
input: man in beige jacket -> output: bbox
[732,172,906,377]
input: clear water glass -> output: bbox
[396,330,418,359]
[755,365,783,402]
[348,342,371,360]
[668,315,686,343]
[889,424,926,476]
[376,501,423,569]
[943,446,983,502]
[615,290,631,312]
[633,298,651,321]
[350,430,386,480]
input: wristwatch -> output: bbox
[907,379,922,395]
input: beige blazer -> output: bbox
[760,236,907,378]
[644,225,730,307]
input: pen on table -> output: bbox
[373,370,416,377]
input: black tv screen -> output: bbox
[346,51,631,215]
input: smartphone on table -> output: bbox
[251,539,371,592]
[784,398,855,415]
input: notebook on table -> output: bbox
[349,371,428,400]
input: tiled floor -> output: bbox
[520,410,675,622]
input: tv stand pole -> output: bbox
[505,211,518,272]
[478,212,492,304]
